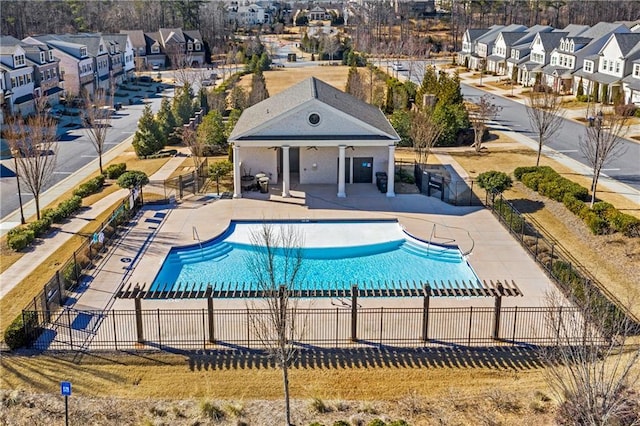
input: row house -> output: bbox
[102,33,135,84]
[456,28,490,68]
[573,32,640,104]
[120,28,205,70]
[487,25,553,76]
[0,35,61,118]
[468,24,527,71]
[544,22,629,93]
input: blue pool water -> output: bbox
[151,220,480,291]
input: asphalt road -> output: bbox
[0,85,171,219]
[461,84,640,191]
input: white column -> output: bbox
[282,145,290,197]
[232,145,241,198]
[386,144,395,197]
[337,145,346,198]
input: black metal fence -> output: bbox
[148,158,208,202]
[22,196,139,320]
[485,190,639,327]
[411,162,485,206]
[24,305,595,351]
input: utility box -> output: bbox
[287,53,297,62]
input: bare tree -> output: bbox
[246,224,306,426]
[541,291,640,425]
[181,126,205,173]
[410,107,444,164]
[83,82,114,174]
[526,88,566,167]
[5,98,58,220]
[579,111,629,207]
[468,95,502,153]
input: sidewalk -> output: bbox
[453,70,640,205]
[0,149,189,300]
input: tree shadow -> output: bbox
[508,199,545,214]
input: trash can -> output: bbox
[258,177,269,193]
[376,172,387,191]
[378,177,388,193]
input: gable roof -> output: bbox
[609,33,640,56]
[537,32,567,50]
[120,30,146,49]
[229,77,399,142]
[559,24,590,37]
[466,29,489,42]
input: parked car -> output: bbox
[392,61,405,71]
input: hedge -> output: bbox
[3,311,40,350]
[73,175,105,198]
[7,227,35,251]
[27,217,52,238]
[515,166,638,237]
[104,163,127,179]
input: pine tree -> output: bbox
[156,97,177,144]
[133,105,164,157]
[172,82,194,125]
[248,71,269,106]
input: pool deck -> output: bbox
[72,183,560,313]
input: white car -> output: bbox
[392,62,405,71]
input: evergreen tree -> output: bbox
[156,97,177,144]
[229,86,247,110]
[258,52,271,72]
[132,105,164,157]
[172,82,194,125]
[576,77,584,97]
[248,71,269,106]
[197,110,226,150]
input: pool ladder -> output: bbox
[192,226,203,257]
[426,224,436,255]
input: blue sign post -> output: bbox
[61,381,71,426]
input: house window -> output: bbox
[99,45,104,53]
[609,61,614,72]
[188,43,193,51]
[551,56,557,65]
[151,45,159,54]
[585,61,593,73]
[26,74,31,83]
[602,59,607,71]
[14,54,25,66]
[615,61,620,74]
[568,58,573,69]
[40,52,46,63]
[139,47,145,55]
[195,42,201,51]
[41,72,45,80]
[10,77,16,87]
[48,50,53,61]
[18,75,24,85]
[634,64,640,77]
[80,47,87,57]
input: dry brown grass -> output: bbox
[0,154,171,275]
[0,199,129,331]
[443,133,640,317]
[237,65,351,95]
[0,351,554,424]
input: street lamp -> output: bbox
[10,148,26,225]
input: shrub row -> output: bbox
[3,311,40,350]
[104,163,127,179]
[515,166,639,237]
[73,174,105,198]
[514,166,588,202]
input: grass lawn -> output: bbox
[237,64,350,95]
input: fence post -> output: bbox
[56,270,64,306]
[207,296,215,344]
[134,296,144,344]
[73,252,79,284]
[43,284,51,323]
[422,284,430,342]
[550,244,555,270]
[156,308,162,350]
[469,180,474,206]
[511,306,518,345]
[178,175,183,199]
[468,306,473,346]
[66,308,74,349]
[112,312,118,351]
[351,284,358,342]
[493,283,503,340]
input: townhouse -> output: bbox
[487,25,553,76]
[1,36,36,117]
[573,32,640,104]
[545,22,629,93]
[120,28,205,69]
[470,24,527,71]
[102,33,136,84]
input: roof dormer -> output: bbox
[569,40,575,53]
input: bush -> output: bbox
[477,170,513,194]
[310,397,330,414]
[200,401,224,421]
[62,261,81,290]
[73,175,105,198]
[562,194,588,217]
[57,196,83,218]
[104,163,127,179]
[367,420,387,426]
[583,211,610,235]
[7,227,35,251]
[4,311,40,350]
[117,170,149,189]
[513,166,540,180]
[42,207,64,224]
[606,211,640,237]
[27,217,52,238]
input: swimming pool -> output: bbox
[150,220,480,293]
